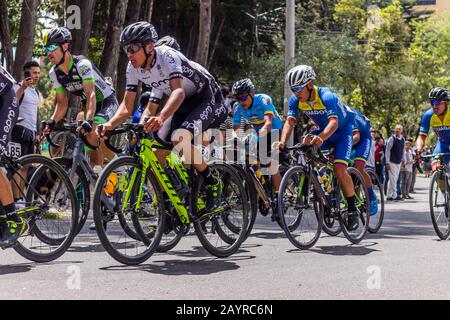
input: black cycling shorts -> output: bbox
[158,83,228,142]
[0,88,19,156]
[11,125,36,157]
[94,95,119,124]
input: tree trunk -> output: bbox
[195,0,212,66]
[12,0,38,80]
[141,0,154,21]
[66,0,96,56]
[207,14,225,69]
[116,0,142,102]
[99,0,128,86]
[0,0,13,72]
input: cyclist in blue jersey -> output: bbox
[349,107,379,215]
[231,78,283,196]
[416,87,450,170]
[278,65,359,231]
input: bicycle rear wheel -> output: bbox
[429,170,450,240]
[278,166,323,250]
[53,157,90,236]
[367,169,385,234]
[194,163,249,257]
[339,167,370,244]
[10,155,79,263]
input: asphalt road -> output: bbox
[1,175,450,300]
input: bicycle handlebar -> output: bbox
[42,121,99,151]
[97,122,174,154]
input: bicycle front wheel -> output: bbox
[92,156,165,265]
[278,166,323,250]
[11,155,79,263]
[429,170,450,240]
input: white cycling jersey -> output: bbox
[125,45,215,105]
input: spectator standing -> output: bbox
[385,125,405,201]
[401,139,415,199]
[375,137,385,183]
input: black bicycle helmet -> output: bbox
[232,79,255,97]
[120,21,158,47]
[428,87,449,102]
[44,27,72,46]
[155,36,181,51]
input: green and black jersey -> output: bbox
[49,55,114,102]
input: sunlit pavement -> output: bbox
[1,175,449,300]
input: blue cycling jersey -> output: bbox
[287,86,352,132]
[233,94,283,132]
[348,107,371,137]
[419,108,450,144]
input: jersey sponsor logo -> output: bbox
[165,52,176,64]
[305,110,327,116]
[0,82,6,94]
[182,65,194,78]
[434,126,450,132]
[78,64,91,77]
[149,78,170,88]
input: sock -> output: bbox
[199,167,216,185]
[368,187,376,201]
[346,195,357,212]
[4,204,20,222]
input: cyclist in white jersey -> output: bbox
[99,22,228,210]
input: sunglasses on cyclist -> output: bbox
[235,95,249,102]
[123,43,143,54]
[45,45,59,53]
[291,85,305,93]
[431,99,443,106]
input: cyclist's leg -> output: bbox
[330,128,360,230]
[354,135,378,214]
[86,95,119,167]
[354,135,374,190]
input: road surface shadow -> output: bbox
[0,263,34,276]
[0,260,83,276]
[249,232,285,240]
[287,242,380,256]
[167,245,251,258]
[100,256,255,275]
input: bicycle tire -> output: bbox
[13,155,79,263]
[193,163,249,257]
[429,170,450,240]
[53,157,90,236]
[339,167,370,244]
[278,166,323,250]
[92,156,164,265]
[367,169,385,234]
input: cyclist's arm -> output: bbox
[353,131,360,145]
[51,91,69,123]
[280,120,295,147]
[416,111,430,153]
[140,102,159,123]
[159,78,185,122]
[82,81,96,121]
[318,119,338,141]
[416,135,426,153]
[107,90,136,129]
[280,96,299,147]
[259,115,273,136]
